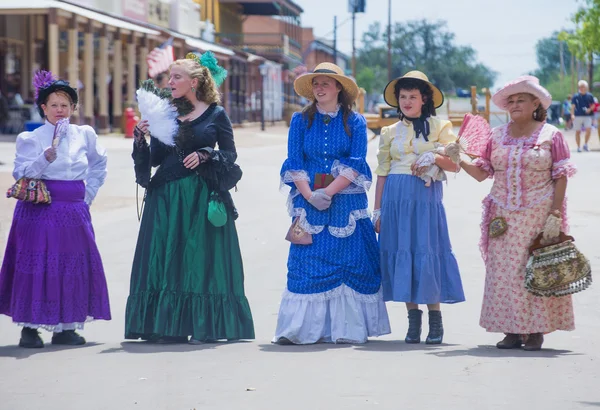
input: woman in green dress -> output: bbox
[126,53,254,343]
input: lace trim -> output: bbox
[316,104,341,117]
[327,209,370,238]
[280,170,310,192]
[287,205,371,238]
[414,151,436,167]
[281,284,383,303]
[372,209,381,224]
[289,207,325,234]
[502,121,545,146]
[17,317,95,332]
[552,159,577,179]
[330,160,372,193]
[394,121,409,158]
[473,157,494,178]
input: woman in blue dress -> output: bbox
[272,63,391,345]
[374,71,465,345]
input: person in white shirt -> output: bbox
[0,71,111,349]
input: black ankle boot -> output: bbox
[426,310,444,344]
[51,330,86,346]
[19,327,44,348]
[405,309,423,344]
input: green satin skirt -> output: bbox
[125,175,255,341]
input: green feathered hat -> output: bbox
[186,51,228,87]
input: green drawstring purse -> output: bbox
[207,192,228,227]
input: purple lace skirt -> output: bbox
[0,180,111,330]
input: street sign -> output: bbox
[348,0,366,13]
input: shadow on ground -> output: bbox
[99,340,251,354]
[426,344,579,359]
[0,342,103,359]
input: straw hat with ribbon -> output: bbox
[383,70,444,109]
[294,63,359,102]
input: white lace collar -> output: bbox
[316,104,341,118]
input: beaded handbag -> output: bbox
[525,232,592,297]
[6,117,67,205]
[6,178,51,204]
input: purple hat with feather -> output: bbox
[33,70,78,117]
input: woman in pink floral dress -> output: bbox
[459,76,576,351]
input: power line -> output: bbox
[320,15,356,39]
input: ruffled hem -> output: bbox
[473,157,494,178]
[481,324,575,334]
[272,284,391,344]
[552,159,577,179]
[288,206,371,238]
[17,317,97,332]
[125,291,255,340]
[331,160,372,194]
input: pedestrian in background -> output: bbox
[571,80,595,152]
[563,95,572,130]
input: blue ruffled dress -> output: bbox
[272,110,390,344]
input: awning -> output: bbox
[0,0,160,36]
[246,52,266,63]
[217,0,302,16]
[171,32,235,57]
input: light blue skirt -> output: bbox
[379,174,465,304]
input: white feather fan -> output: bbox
[135,88,179,146]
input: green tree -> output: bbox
[559,0,600,85]
[533,32,572,84]
[356,19,496,94]
[355,66,388,94]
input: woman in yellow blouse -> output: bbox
[373,71,465,344]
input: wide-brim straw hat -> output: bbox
[383,70,444,108]
[294,63,359,102]
[492,75,552,110]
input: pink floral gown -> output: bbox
[475,122,576,334]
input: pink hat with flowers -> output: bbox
[492,75,552,111]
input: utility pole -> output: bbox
[559,41,565,83]
[333,16,337,64]
[351,4,356,77]
[589,51,594,88]
[387,0,392,81]
[571,54,576,93]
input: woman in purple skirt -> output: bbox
[0,71,111,348]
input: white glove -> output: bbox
[308,190,332,211]
[542,214,562,241]
[444,142,461,164]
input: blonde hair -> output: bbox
[170,59,221,105]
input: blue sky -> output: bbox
[297,0,580,89]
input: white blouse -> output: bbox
[13,120,107,205]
